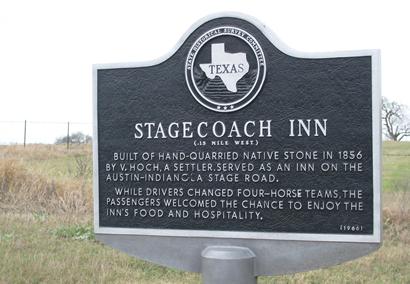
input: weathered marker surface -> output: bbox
[93,13,381,276]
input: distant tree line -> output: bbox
[55,132,92,145]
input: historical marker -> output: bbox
[93,13,381,283]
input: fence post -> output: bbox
[24,120,27,147]
[67,121,70,150]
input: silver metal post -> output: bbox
[201,246,256,284]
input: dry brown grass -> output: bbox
[383,191,410,245]
[0,144,92,215]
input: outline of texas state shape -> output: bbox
[199,43,249,92]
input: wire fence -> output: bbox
[0,120,92,147]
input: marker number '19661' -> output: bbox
[339,224,364,232]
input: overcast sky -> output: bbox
[0,1,409,143]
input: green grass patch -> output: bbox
[0,213,200,284]
[0,211,408,283]
[52,224,94,241]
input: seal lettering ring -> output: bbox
[185,26,266,112]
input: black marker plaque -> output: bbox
[94,16,380,243]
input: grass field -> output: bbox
[383,141,410,192]
[0,143,409,283]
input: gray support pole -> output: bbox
[201,246,256,284]
[23,120,27,147]
[67,121,70,150]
